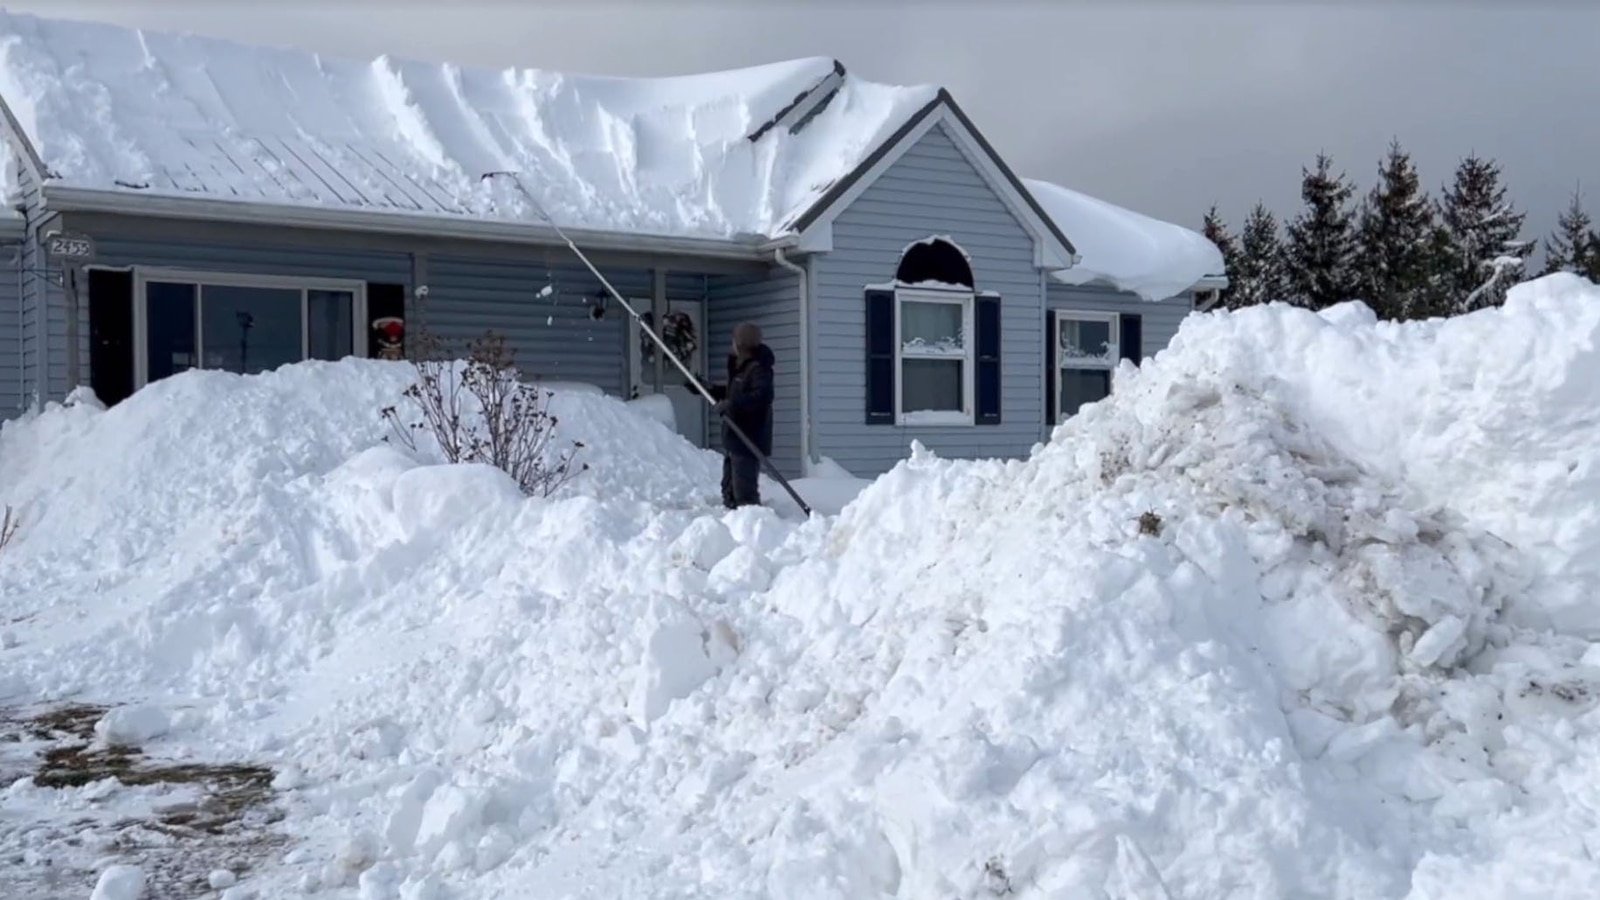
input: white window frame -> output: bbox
[131,268,368,389]
[894,286,975,427]
[1056,310,1119,418]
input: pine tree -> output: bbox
[1355,140,1436,320]
[1284,153,1359,309]
[1543,188,1600,281]
[1437,153,1533,313]
[1201,205,1241,306]
[1231,202,1289,308]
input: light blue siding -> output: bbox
[1045,282,1196,360]
[811,122,1046,477]
[14,226,724,406]
[421,259,706,397]
[16,158,55,410]
[706,270,801,477]
[0,231,20,418]
[49,233,411,401]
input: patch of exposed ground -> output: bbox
[1,703,286,898]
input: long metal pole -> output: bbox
[480,172,812,516]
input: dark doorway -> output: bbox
[88,269,134,406]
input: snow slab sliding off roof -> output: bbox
[0,11,937,240]
[1025,178,1224,301]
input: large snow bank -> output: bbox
[1166,274,1600,635]
[0,11,934,239]
[3,277,1600,898]
[1027,177,1225,301]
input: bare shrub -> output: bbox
[382,328,587,498]
[0,505,18,555]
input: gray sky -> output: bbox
[11,1,1600,253]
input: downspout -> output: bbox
[12,236,21,416]
[772,246,810,469]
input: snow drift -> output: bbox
[3,277,1600,899]
[1026,177,1226,301]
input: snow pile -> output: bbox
[0,10,934,240]
[1164,274,1600,635]
[3,277,1600,898]
[1027,177,1225,300]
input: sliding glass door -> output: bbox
[136,273,363,388]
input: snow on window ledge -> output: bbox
[898,409,973,427]
[902,338,966,357]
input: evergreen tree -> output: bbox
[1201,205,1241,306]
[1284,153,1359,309]
[1231,202,1289,308]
[1355,140,1436,320]
[1543,187,1600,281]
[1437,153,1533,313]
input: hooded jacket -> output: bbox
[718,343,775,458]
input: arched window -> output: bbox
[862,236,997,429]
[896,238,974,289]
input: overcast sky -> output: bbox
[11,1,1599,253]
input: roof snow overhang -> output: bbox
[40,184,775,261]
[781,89,1079,270]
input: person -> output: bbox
[709,322,775,509]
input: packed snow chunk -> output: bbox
[208,869,238,889]
[93,705,169,747]
[708,544,774,593]
[670,517,739,571]
[385,769,444,856]
[90,865,145,900]
[630,596,719,725]
[413,785,486,859]
[1410,615,1469,668]
[390,463,525,539]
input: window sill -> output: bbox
[897,411,975,427]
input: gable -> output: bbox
[786,93,1076,270]
[836,123,1034,260]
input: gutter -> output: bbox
[770,243,811,469]
[42,185,773,263]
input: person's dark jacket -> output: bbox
[711,344,775,458]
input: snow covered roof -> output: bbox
[0,11,937,243]
[0,11,1213,279]
[1024,178,1226,301]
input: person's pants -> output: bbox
[721,453,761,509]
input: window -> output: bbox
[133,271,365,388]
[896,288,974,425]
[1057,311,1118,419]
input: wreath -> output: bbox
[640,310,699,369]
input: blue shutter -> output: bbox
[1119,313,1143,365]
[865,289,895,424]
[1045,310,1058,426]
[975,295,1001,424]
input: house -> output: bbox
[0,11,1224,477]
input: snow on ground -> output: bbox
[4,276,1600,898]
[1026,178,1225,301]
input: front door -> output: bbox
[629,300,707,447]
